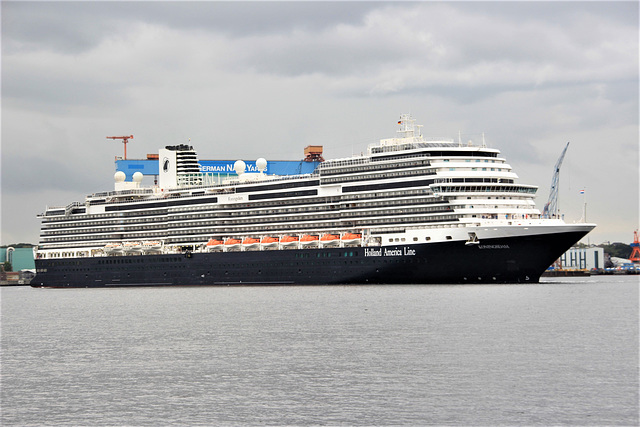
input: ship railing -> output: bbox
[176,171,320,191]
[41,202,82,217]
[44,205,66,211]
[91,188,156,198]
[368,140,459,154]
[318,156,370,170]
[64,201,83,215]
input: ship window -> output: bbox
[425,237,431,241]
[413,237,418,241]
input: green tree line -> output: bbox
[599,243,632,259]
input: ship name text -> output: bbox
[365,247,416,257]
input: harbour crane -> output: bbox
[630,230,640,263]
[542,142,570,219]
[106,135,134,160]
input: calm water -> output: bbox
[1,276,638,426]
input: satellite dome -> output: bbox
[256,158,267,172]
[234,160,246,175]
[132,172,143,183]
[114,171,126,182]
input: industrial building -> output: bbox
[559,247,605,271]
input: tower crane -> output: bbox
[542,142,569,219]
[106,135,134,160]
[630,230,640,263]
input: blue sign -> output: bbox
[116,159,319,181]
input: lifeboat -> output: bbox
[320,234,340,247]
[122,241,142,253]
[242,237,261,250]
[300,234,319,248]
[206,238,224,252]
[341,233,362,246]
[260,236,280,249]
[104,242,123,255]
[279,235,299,248]
[224,238,242,251]
[142,241,162,253]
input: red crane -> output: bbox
[630,230,640,263]
[106,135,134,160]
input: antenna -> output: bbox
[106,135,134,159]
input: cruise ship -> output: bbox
[33,114,594,287]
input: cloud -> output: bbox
[1,2,379,54]
[4,2,636,107]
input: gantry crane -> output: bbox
[542,142,570,219]
[106,135,134,160]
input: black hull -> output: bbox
[33,230,588,288]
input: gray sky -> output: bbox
[1,1,638,246]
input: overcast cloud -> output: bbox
[1,1,638,245]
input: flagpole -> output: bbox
[578,188,588,245]
[578,188,587,223]
[583,188,587,223]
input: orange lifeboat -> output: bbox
[141,241,162,254]
[122,241,142,253]
[224,238,242,251]
[242,237,261,250]
[320,234,340,247]
[280,235,299,248]
[300,234,319,247]
[206,238,224,251]
[104,242,123,255]
[260,236,279,249]
[341,233,362,246]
